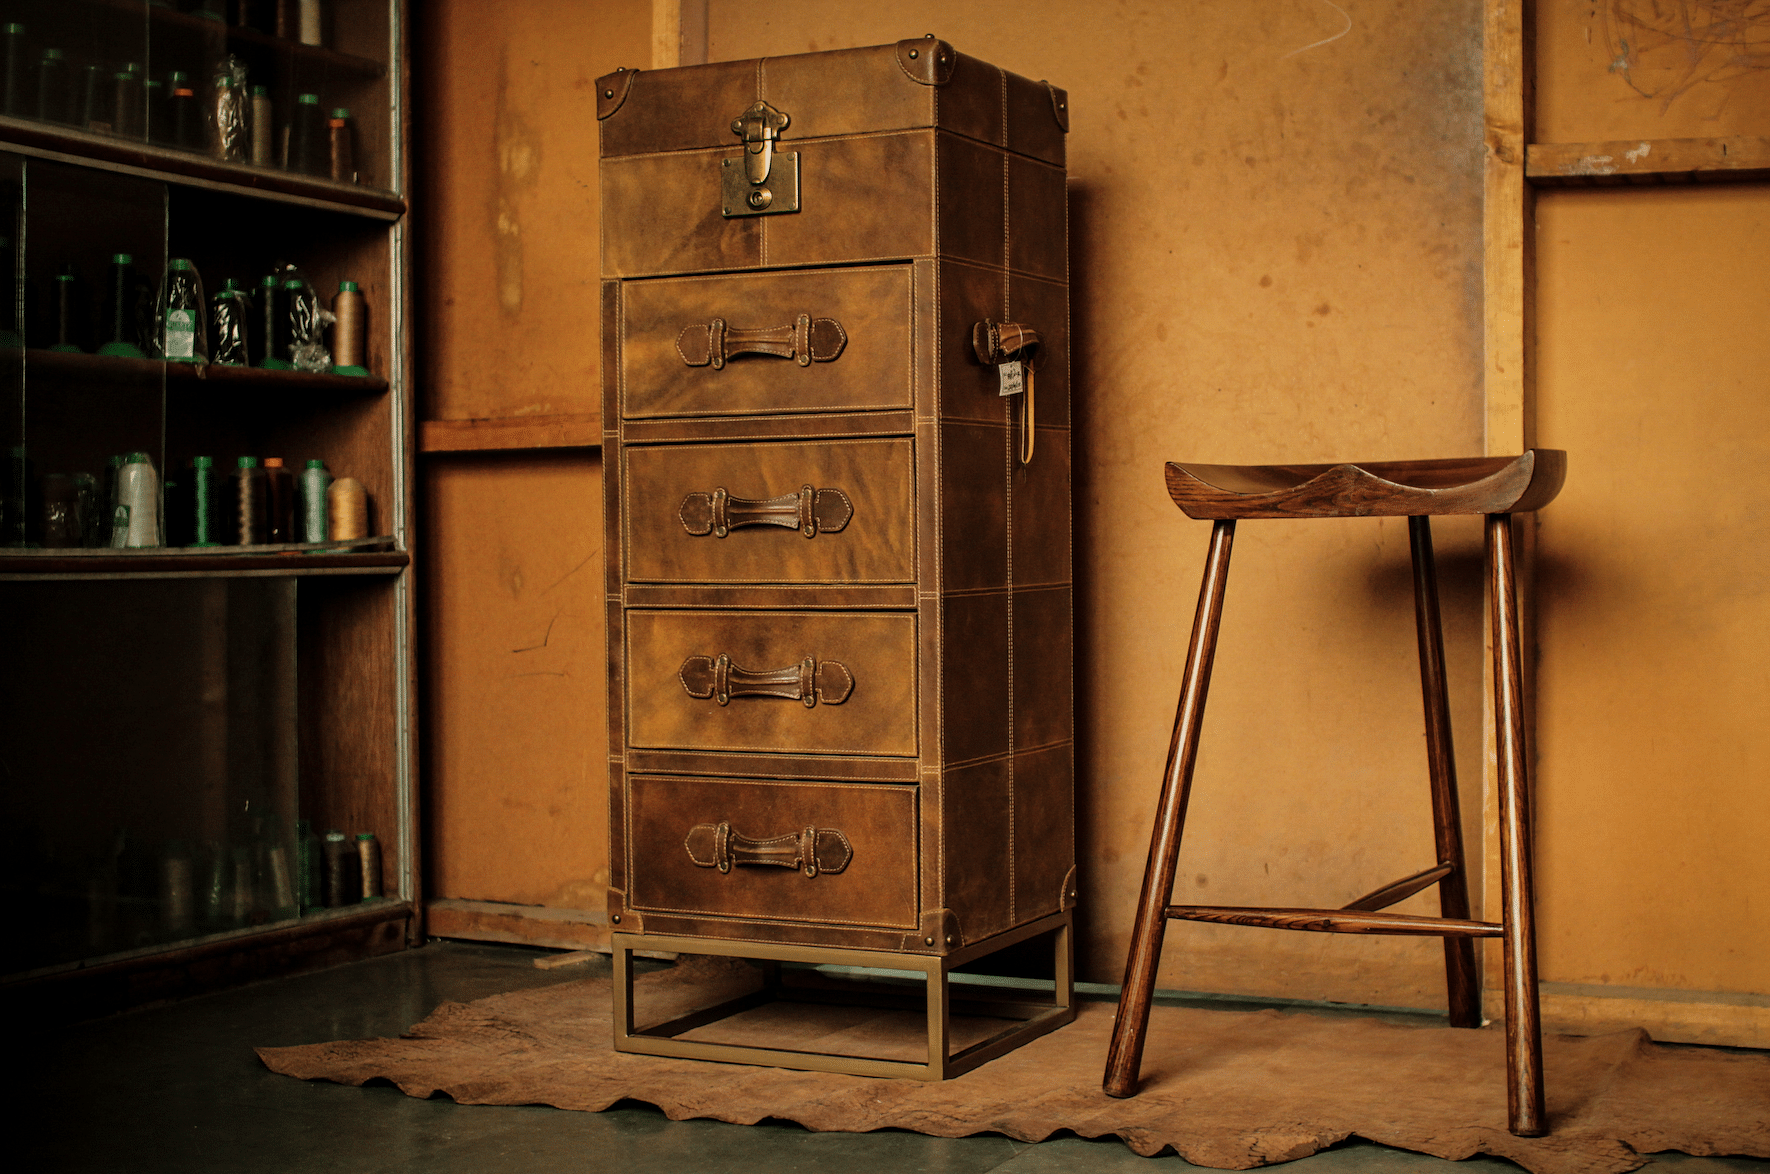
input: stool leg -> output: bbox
[1408,517,1481,1029]
[1103,519,1236,1099]
[1488,513,1546,1136]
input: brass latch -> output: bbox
[722,100,800,218]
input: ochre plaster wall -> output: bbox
[1529,1,1770,1044]
[707,0,1490,1007]
[417,1,647,909]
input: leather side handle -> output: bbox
[679,654,854,708]
[680,484,853,539]
[972,319,1042,367]
[684,820,853,878]
[676,314,847,369]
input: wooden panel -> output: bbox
[416,0,650,422]
[419,414,602,453]
[1534,185,1770,1005]
[1528,136,1770,185]
[1535,0,1770,143]
[420,452,607,909]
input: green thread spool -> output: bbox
[301,459,331,543]
[190,456,219,547]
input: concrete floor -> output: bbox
[11,940,1768,1174]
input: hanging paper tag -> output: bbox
[164,308,197,359]
[997,358,1025,397]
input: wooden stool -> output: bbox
[1101,452,1566,1137]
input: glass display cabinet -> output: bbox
[0,0,412,1009]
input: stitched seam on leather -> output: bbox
[1001,66,1017,929]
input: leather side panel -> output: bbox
[1013,584,1073,751]
[940,590,1011,766]
[1011,428,1072,589]
[624,438,915,584]
[937,260,1008,425]
[1004,70,1068,168]
[627,774,918,929]
[941,756,1012,943]
[620,267,913,419]
[936,133,1006,274]
[1009,154,1068,282]
[1011,743,1074,923]
[626,610,917,756]
[940,420,1009,591]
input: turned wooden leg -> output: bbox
[1103,519,1236,1099]
[1408,517,1481,1029]
[1488,513,1547,1136]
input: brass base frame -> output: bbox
[612,911,1075,1080]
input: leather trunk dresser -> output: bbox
[599,37,1075,1079]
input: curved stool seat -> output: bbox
[1104,449,1567,1139]
[1166,450,1565,519]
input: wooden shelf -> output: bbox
[85,0,388,80]
[419,413,603,453]
[1528,137,1770,186]
[7,347,388,396]
[0,116,405,220]
[0,546,408,580]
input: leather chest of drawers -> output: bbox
[599,39,1074,1078]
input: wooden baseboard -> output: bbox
[426,898,613,951]
[4,900,414,1024]
[1485,983,1768,1049]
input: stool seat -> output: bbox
[1166,449,1565,520]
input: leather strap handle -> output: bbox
[973,318,1042,465]
[679,653,854,708]
[684,820,853,879]
[677,314,847,369]
[680,484,853,539]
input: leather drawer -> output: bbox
[624,438,915,584]
[625,610,917,756]
[626,774,918,930]
[619,266,912,419]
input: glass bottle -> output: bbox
[211,277,249,364]
[36,48,70,124]
[155,258,207,364]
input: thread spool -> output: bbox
[232,455,267,544]
[250,85,273,166]
[262,457,295,543]
[229,844,254,925]
[331,281,366,374]
[298,0,322,46]
[328,108,353,183]
[300,459,331,543]
[321,830,359,907]
[266,845,296,914]
[355,833,381,900]
[327,476,367,541]
[117,451,161,547]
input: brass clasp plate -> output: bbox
[722,100,800,218]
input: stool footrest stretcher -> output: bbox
[1163,905,1503,937]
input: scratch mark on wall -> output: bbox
[1624,141,1654,161]
[1282,0,1353,60]
[1602,1,1770,113]
[512,614,560,653]
[540,549,597,596]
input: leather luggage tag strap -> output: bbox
[684,821,854,879]
[676,315,847,369]
[679,653,854,707]
[680,485,853,539]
